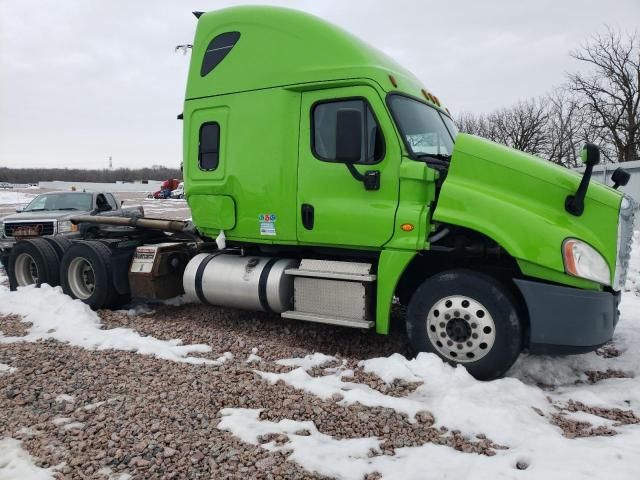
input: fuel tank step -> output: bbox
[281,311,374,329]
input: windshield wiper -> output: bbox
[24,208,48,212]
[56,207,79,211]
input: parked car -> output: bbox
[148,179,182,199]
[0,191,140,269]
[170,182,184,199]
[0,182,12,189]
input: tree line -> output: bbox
[0,166,182,184]
[457,28,639,167]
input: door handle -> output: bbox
[301,204,314,230]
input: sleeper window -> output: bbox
[199,122,220,171]
[312,99,384,164]
[201,31,241,77]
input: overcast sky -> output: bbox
[1,0,638,170]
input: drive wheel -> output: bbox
[406,269,522,380]
[60,241,124,309]
[8,238,60,290]
[43,236,73,261]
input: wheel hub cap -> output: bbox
[426,295,496,363]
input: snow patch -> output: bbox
[55,394,75,403]
[62,422,85,431]
[51,417,72,427]
[0,284,214,364]
[275,353,337,369]
[0,438,55,480]
[0,191,35,205]
[0,363,16,375]
[220,408,640,480]
[97,467,131,480]
[246,347,261,363]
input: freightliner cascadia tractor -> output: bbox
[3,7,637,380]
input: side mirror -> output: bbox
[566,143,601,216]
[121,200,125,207]
[581,143,600,166]
[335,109,362,163]
[611,168,630,190]
[15,208,23,213]
[335,108,380,191]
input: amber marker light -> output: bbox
[563,239,579,275]
[389,75,398,88]
[401,223,415,232]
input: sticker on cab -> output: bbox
[259,213,277,236]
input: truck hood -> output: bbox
[433,134,622,287]
[1,211,82,222]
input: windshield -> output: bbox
[24,193,93,212]
[388,94,457,159]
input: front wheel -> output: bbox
[406,269,523,380]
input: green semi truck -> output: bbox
[3,7,637,379]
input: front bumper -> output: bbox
[515,279,620,354]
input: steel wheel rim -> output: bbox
[68,257,96,300]
[14,253,39,286]
[426,295,496,362]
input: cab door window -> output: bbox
[312,99,384,164]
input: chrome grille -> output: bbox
[3,221,55,238]
[613,194,637,291]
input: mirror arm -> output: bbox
[344,162,365,182]
[343,162,380,191]
[565,163,594,216]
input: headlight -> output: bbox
[57,220,77,233]
[562,239,611,285]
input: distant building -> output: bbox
[575,159,640,202]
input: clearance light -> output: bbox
[401,223,415,232]
[562,238,611,285]
[389,75,398,88]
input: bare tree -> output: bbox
[544,88,586,167]
[568,28,640,162]
[487,99,550,155]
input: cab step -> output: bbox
[285,259,376,282]
[281,311,374,329]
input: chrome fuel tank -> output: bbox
[183,253,298,313]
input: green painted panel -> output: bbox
[189,195,236,230]
[434,134,622,287]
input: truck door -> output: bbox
[297,86,400,247]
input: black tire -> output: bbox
[406,269,522,380]
[42,236,73,261]
[60,241,128,309]
[8,238,60,290]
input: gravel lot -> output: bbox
[1,187,639,479]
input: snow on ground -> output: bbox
[0,363,16,375]
[55,394,75,403]
[0,191,35,205]
[0,438,55,480]
[275,352,338,369]
[222,232,640,479]
[0,284,214,364]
